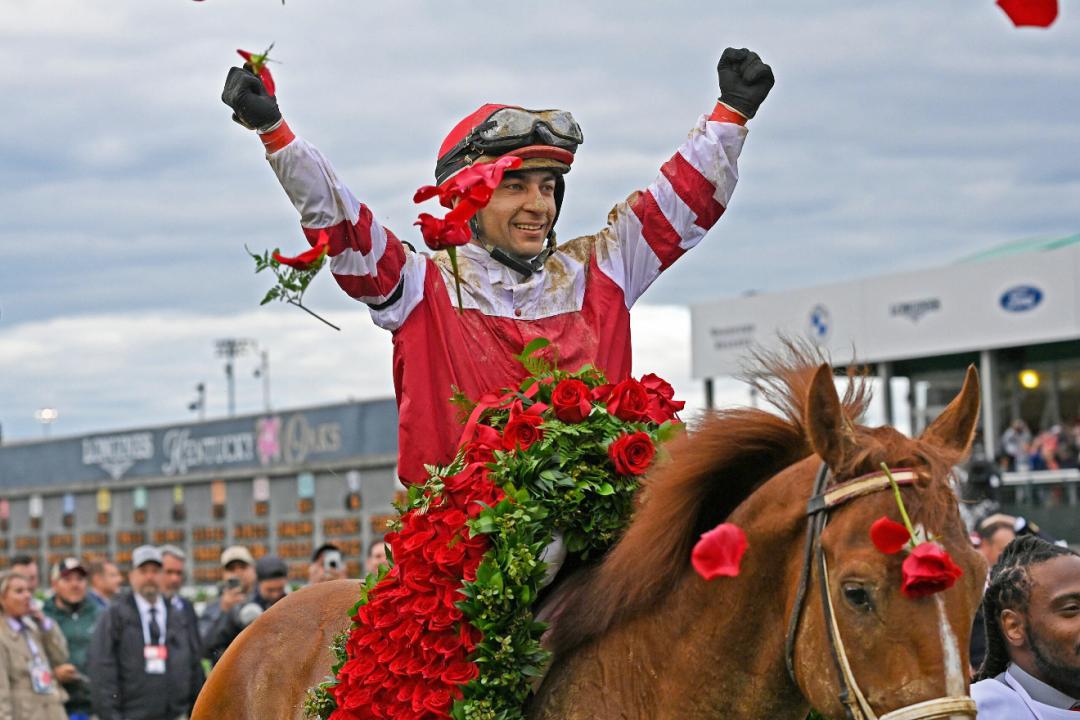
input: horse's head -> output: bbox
[791,364,987,720]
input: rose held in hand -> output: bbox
[552,379,592,423]
[608,431,655,476]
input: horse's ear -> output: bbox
[805,363,854,470]
[920,365,981,455]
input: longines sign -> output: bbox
[0,400,397,491]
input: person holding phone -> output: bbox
[307,544,347,585]
[197,546,255,645]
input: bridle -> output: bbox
[783,463,977,720]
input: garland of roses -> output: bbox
[304,339,684,720]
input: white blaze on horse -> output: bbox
[192,349,987,720]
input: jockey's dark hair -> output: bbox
[975,534,1077,681]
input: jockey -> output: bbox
[221,48,774,487]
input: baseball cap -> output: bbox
[220,545,256,568]
[132,545,163,569]
[255,555,288,581]
[50,557,86,581]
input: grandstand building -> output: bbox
[691,234,1080,541]
[0,399,400,582]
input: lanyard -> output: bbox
[19,623,44,662]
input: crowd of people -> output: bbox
[1000,418,1080,472]
[0,539,388,720]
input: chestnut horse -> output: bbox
[193,352,987,720]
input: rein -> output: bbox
[783,464,976,720]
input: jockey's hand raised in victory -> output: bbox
[221,66,282,132]
[716,47,775,119]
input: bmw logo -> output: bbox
[808,304,831,342]
[1000,285,1043,313]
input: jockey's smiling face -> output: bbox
[474,170,558,260]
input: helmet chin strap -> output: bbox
[469,217,556,278]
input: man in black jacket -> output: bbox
[88,545,204,720]
[202,554,288,665]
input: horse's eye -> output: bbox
[842,583,873,612]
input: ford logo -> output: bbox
[1000,285,1043,313]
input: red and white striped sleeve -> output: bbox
[594,103,748,308]
[260,122,426,332]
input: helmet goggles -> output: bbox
[471,107,583,153]
[435,106,582,185]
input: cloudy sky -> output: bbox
[1,0,1076,441]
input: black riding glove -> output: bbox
[221,66,282,132]
[716,48,775,119]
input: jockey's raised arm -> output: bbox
[262,134,422,331]
[593,48,773,307]
[222,66,420,329]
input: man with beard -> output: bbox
[89,546,205,720]
[972,535,1080,718]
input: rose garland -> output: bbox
[304,339,684,720]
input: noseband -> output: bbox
[783,464,976,720]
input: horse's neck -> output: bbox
[536,463,815,720]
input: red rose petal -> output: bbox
[273,233,329,270]
[691,523,748,580]
[997,0,1058,27]
[870,516,911,555]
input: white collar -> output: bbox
[133,592,165,617]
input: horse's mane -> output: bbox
[547,342,873,656]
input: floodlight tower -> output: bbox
[215,339,256,417]
[253,350,271,412]
[35,407,59,437]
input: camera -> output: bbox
[224,576,244,590]
[323,550,343,571]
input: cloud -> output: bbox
[0,302,742,441]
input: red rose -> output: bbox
[462,424,500,464]
[273,232,329,270]
[501,403,545,451]
[900,543,963,599]
[441,660,479,685]
[592,383,614,403]
[606,379,650,422]
[236,46,276,96]
[608,431,656,476]
[870,516,911,555]
[422,688,453,714]
[640,373,685,424]
[691,523,748,580]
[551,379,592,423]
